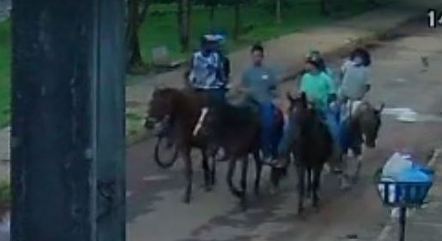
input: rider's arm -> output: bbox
[364,67,371,94]
[185,55,196,87]
[269,71,279,99]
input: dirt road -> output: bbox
[126,19,442,241]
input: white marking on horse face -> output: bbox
[192,107,209,136]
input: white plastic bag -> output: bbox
[382,152,413,179]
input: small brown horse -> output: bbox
[284,92,334,215]
[146,87,216,203]
[195,102,284,208]
[338,100,384,188]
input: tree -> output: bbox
[275,0,282,24]
[320,0,330,16]
[178,0,192,52]
[126,0,150,72]
[233,0,241,39]
[206,0,218,29]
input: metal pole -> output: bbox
[399,207,407,241]
[11,0,126,240]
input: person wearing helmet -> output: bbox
[299,57,335,113]
[276,57,335,167]
[187,35,227,105]
[305,50,338,100]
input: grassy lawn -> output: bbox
[139,0,377,62]
[0,20,10,128]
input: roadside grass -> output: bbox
[0,20,10,128]
[0,180,10,211]
[140,0,378,63]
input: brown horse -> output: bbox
[195,101,284,208]
[338,100,384,188]
[283,92,334,215]
[146,87,216,203]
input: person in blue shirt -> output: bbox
[187,35,228,106]
[240,44,282,164]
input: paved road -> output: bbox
[126,20,442,241]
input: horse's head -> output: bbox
[146,88,178,133]
[355,102,384,148]
[286,91,312,124]
[287,92,308,112]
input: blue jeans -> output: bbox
[278,113,298,158]
[259,102,281,159]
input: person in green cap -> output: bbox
[305,50,338,99]
[276,56,336,167]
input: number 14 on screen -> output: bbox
[428,9,442,28]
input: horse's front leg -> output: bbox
[182,148,193,203]
[240,157,249,210]
[353,153,363,183]
[351,145,364,183]
[297,164,306,216]
[253,151,263,196]
[210,152,217,186]
[227,158,242,198]
[306,168,312,198]
[312,164,324,211]
[201,149,212,192]
[339,153,351,190]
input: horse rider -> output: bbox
[276,54,336,167]
[239,43,282,164]
[338,47,372,104]
[187,34,229,106]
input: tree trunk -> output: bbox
[126,0,150,71]
[275,0,282,24]
[178,0,191,52]
[127,27,142,68]
[233,2,241,39]
[320,0,330,16]
[209,4,216,30]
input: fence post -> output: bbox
[11,0,126,240]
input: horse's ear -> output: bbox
[300,92,308,108]
[286,92,296,104]
[376,102,385,115]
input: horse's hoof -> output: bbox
[340,185,351,191]
[339,180,351,191]
[352,175,360,184]
[297,210,306,220]
[313,203,320,213]
[183,198,191,204]
[269,186,278,195]
[240,200,248,211]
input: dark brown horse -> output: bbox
[195,102,284,208]
[146,87,216,203]
[283,92,334,215]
